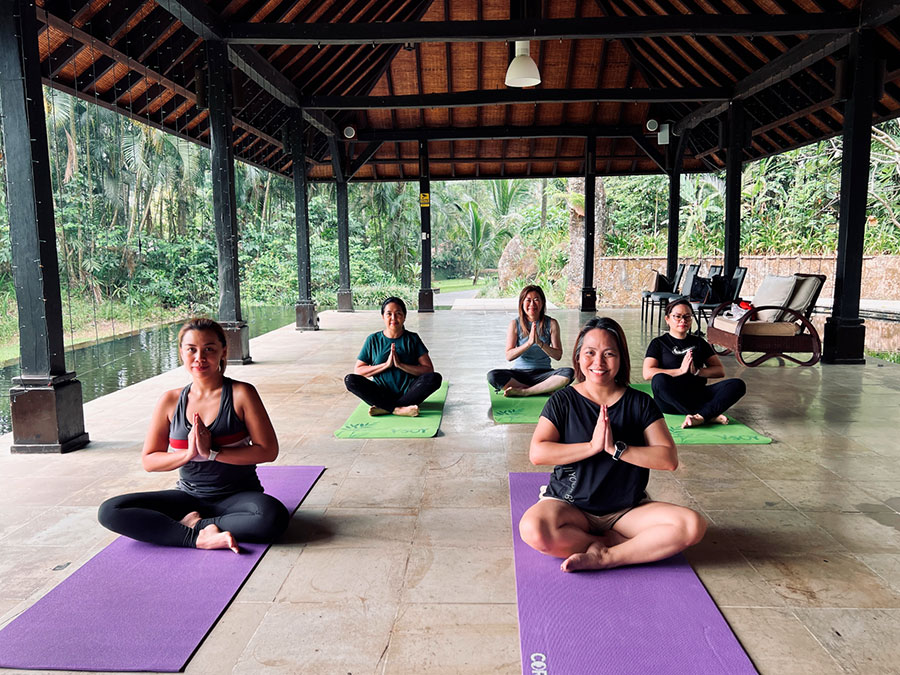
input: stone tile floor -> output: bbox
[1,308,899,674]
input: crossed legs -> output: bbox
[518,498,706,572]
[98,489,289,552]
[651,374,746,428]
[344,372,442,417]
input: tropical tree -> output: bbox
[458,201,509,284]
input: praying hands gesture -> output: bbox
[679,350,699,376]
[527,320,546,350]
[590,404,616,457]
[190,413,213,460]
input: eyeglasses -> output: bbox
[669,314,693,321]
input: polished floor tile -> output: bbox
[1,308,898,673]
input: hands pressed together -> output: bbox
[527,320,545,350]
[590,404,617,457]
[186,413,212,462]
[679,350,699,376]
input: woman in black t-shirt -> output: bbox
[518,317,706,572]
[643,299,746,429]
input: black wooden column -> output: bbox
[288,110,318,330]
[665,132,689,281]
[581,136,597,312]
[0,0,88,453]
[207,40,250,363]
[823,30,875,365]
[336,178,353,311]
[418,140,434,312]
[723,101,745,277]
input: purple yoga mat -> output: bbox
[509,472,757,675]
[0,465,324,672]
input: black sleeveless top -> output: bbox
[169,377,262,499]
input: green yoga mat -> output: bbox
[489,387,551,424]
[334,382,449,438]
[631,382,771,444]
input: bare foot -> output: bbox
[195,523,239,553]
[682,413,705,429]
[368,406,389,416]
[179,511,202,529]
[561,541,613,572]
[393,405,419,417]
[503,386,526,397]
[714,414,729,425]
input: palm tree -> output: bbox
[459,201,507,284]
[487,179,530,231]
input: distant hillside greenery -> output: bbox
[0,88,898,349]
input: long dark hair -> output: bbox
[517,285,547,337]
[178,317,228,373]
[571,317,630,386]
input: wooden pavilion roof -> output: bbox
[32,0,900,181]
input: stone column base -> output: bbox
[295,302,319,331]
[418,288,434,312]
[337,290,354,312]
[220,321,252,364]
[10,374,89,453]
[580,288,597,313]
[822,317,866,364]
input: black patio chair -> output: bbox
[692,266,747,334]
[650,263,699,331]
[641,263,683,326]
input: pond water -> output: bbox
[0,306,296,435]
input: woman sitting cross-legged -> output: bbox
[643,298,747,429]
[487,285,574,397]
[98,318,289,553]
[518,317,706,572]
[344,296,442,417]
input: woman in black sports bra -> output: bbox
[98,318,289,552]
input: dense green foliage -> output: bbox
[604,120,900,257]
[0,88,899,352]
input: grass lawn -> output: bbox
[434,277,491,292]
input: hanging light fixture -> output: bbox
[505,41,541,88]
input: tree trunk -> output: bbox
[540,178,548,229]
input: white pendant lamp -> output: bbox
[505,40,541,87]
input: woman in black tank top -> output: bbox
[97,318,289,551]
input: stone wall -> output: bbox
[579,255,900,307]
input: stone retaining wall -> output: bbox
[586,255,900,307]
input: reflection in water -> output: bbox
[810,315,900,353]
[0,307,296,435]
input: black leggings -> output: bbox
[344,372,442,412]
[486,367,575,391]
[98,489,290,548]
[651,373,747,421]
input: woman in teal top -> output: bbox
[344,297,442,416]
[487,285,574,396]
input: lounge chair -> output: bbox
[706,273,825,367]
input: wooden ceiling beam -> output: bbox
[674,32,853,134]
[301,86,729,110]
[154,0,339,138]
[227,13,857,46]
[358,125,644,142]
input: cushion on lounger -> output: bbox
[751,275,798,322]
[785,274,822,316]
[712,317,801,336]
